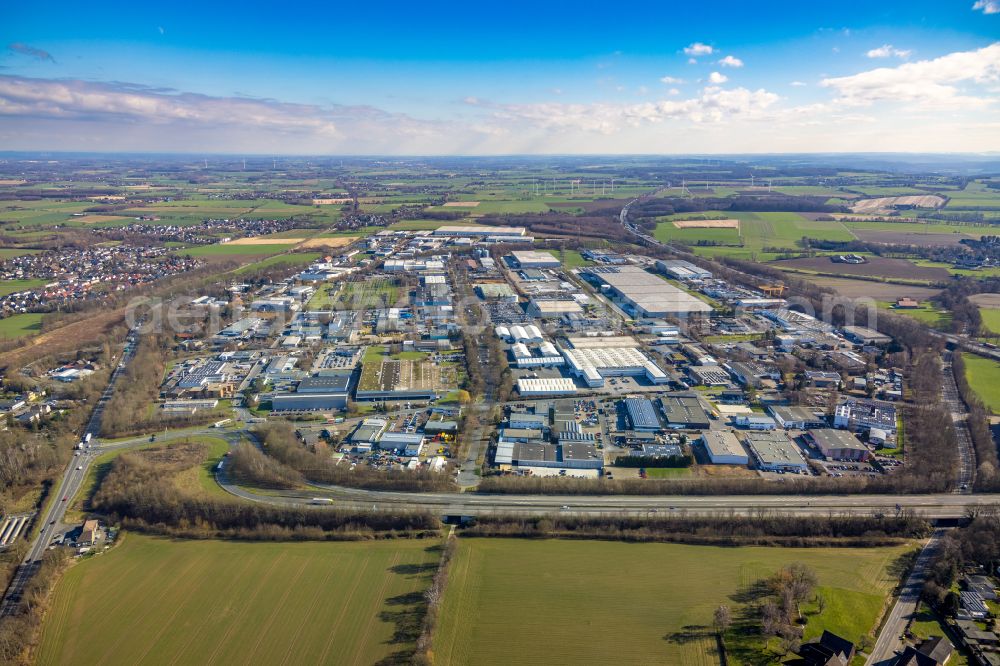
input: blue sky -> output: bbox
[1,0,998,154]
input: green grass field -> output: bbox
[0,312,44,338]
[435,538,912,666]
[182,242,298,256]
[37,535,439,666]
[878,301,952,329]
[960,352,1000,412]
[0,278,46,297]
[978,308,1000,336]
[653,212,855,260]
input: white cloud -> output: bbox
[708,71,728,84]
[667,88,680,95]
[660,76,685,84]
[790,81,807,87]
[718,55,744,68]
[973,0,1000,14]
[866,44,912,59]
[684,42,714,57]
[488,86,780,134]
[822,42,1000,108]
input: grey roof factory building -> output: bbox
[659,394,711,429]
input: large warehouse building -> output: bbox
[510,250,561,268]
[659,394,712,429]
[561,337,668,388]
[584,265,712,318]
[270,372,354,411]
[433,225,527,241]
[517,377,578,396]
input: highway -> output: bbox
[0,330,138,616]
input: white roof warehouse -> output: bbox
[584,266,712,318]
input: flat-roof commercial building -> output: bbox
[834,398,897,435]
[769,405,827,430]
[700,431,749,465]
[733,415,777,431]
[804,429,870,461]
[562,344,668,388]
[513,442,559,467]
[378,431,426,456]
[510,250,561,268]
[476,283,518,301]
[842,326,892,346]
[349,418,388,450]
[270,372,354,411]
[660,394,712,429]
[509,412,548,430]
[741,431,809,472]
[656,259,712,281]
[584,266,712,318]
[528,299,583,318]
[433,225,526,238]
[517,377,578,396]
[560,442,603,469]
[624,398,662,431]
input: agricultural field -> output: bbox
[181,242,298,257]
[960,353,1000,412]
[434,538,913,666]
[944,181,1000,209]
[0,312,45,339]
[804,275,940,302]
[0,278,47,297]
[37,535,439,666]
[330,277,400,310]
[653,211,855,260]
[770,256,952,283]
[879,301,952,329]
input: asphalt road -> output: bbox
[0,331,137,616]
[865,528,946,665]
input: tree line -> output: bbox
[951,352,1000,490]
[92,443,441,539]
[459,510,930,548]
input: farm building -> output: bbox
[804,429,869,461]
[700,431,749,465]
[741,431,808,472]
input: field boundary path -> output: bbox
[865,528,947,665]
